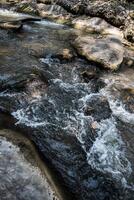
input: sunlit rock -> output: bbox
[101,69,134,116]
[72,17,123,38]
[0,21,22,29]
[74,35,124,70]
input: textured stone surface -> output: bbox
[74,36,124,70]
[0,130,62,200]
[72,17,123,37]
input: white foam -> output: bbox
[87,118,132,184]
[0,90,19,97]
[7,73,133,188]
[12,108,47,127]
[74,110,93,142]
[52,79,90,93]
[78,93,100,110]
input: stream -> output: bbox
[0,18,134,200]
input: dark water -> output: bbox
[0,19,134,200]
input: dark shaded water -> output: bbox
[0,19,134,200]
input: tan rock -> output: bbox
[74,35,124,70]
[72,17,123,38]
[0,21,22,29]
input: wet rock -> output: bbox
[52,48,75,61]
[116,120,134,188]
[74,35,124,70]
[0,129,63,200]
[80,67,99,83]
[0,58,127,200]
[24,42,49,57]
[84,94,111,121]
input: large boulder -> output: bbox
[74,35,124,70]
[72,17,123,38]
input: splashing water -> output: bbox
[87,118,132,186]
[0,19,133,195]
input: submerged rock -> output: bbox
[74,35,124,70]
[0,129,63,200]
[84,94,111,121]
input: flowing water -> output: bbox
[0,17,134,200]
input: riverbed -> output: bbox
[0,17,134,200]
